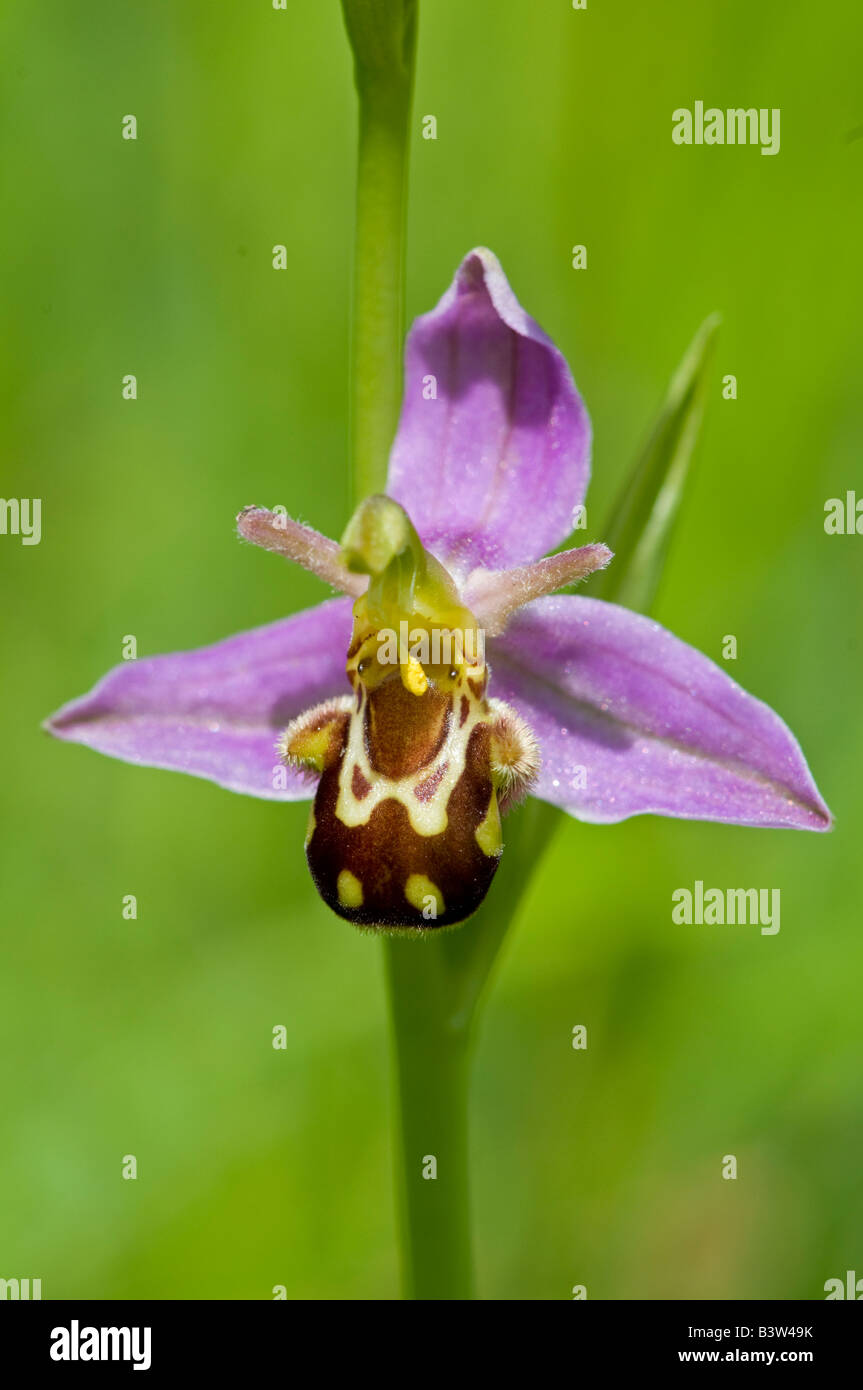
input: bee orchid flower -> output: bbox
[46,249,831,930]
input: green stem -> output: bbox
[342,0,417,504]
[341,0,561,1302]
[384,940,474,1300]
[383,798,562,1299]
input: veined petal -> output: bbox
[489,596,832,831]
[45,598,354,800]
[386,248,591,575]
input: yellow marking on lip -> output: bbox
[304,805,316,849]
[475,795,502,858]
[335,701,484,839]
[337,869,364,909]
[405,873,444,916]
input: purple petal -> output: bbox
[386,248,591,576]
[489,596,832,831]
[45,598,354,800]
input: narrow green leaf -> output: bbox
[592,312,721,615]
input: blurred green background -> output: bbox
[2,0,861,1300]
